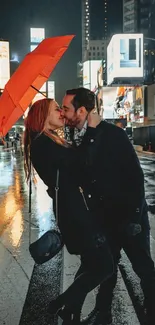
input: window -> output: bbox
[93,52,95,56]
[140,7,148,13]
[140,0,148,3]
[98,52,100,56]
[93,47,95,50]
[97,47,99,50]
[102,46,104,50]
[89,52,91,56]
[102,52,104,57]
[141,17,149,24]
[129,39,136,60]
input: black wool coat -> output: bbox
[30,128,101,254]
[79,121,145,231]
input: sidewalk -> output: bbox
[0,152,58,325]
[60,247,140,325]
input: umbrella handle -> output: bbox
[29,161,32,213]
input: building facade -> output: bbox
[82,0,90,62]
[86,39,107,61]
[123,0,155,84]
[81,0,110,85]
[123,0,138,33]
[89,0,109,40]
[82,0,110,62]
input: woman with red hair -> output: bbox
[24,98,114,325]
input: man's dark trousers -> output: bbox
[96,209,155,314]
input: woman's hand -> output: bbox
[87,110,102,128]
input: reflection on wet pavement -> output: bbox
[0,150,57,325]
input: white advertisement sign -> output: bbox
[102,87,118,119]
[48,81,55,99]
[0,41,10,90]
[107,34,144,85]
[30,28,45,43]
[83,60,102,91]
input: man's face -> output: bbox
[62,95,81,127]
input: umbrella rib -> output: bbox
[30,85,47,97]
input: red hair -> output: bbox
[25,98,52,133]
[24,98,53,181]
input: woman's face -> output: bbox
[45,100,65,130]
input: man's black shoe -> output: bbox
[144,298,155,325]
[93,311,112,325]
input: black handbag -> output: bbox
[29,170,64,264]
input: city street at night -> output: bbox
[1,0,155,324]
[0,147,155,325]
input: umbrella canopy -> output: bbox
[0,35,74,137]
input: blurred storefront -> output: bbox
[113,85,144,125]
[96,86,144,125]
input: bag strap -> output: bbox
[55,169,59,224]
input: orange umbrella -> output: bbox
[0,35,74,137]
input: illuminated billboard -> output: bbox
[101,86,144,124]
[102,87,118,119]
[83,60,102,91]
[0,41,10,89]
[107,34,144,85]
[30,28,45,43]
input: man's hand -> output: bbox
[87,110,102,128]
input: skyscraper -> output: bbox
[89,0,109,40]
[82,0,90,62]
[123,0,153,36]
[123,0,138,33]
[123,0,155,83]
[82,0,109,61]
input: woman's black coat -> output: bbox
[30,128,100,254]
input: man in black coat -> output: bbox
[62,87,155,325]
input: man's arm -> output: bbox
[116,128,145,224]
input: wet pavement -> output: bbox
[0,148,155,325]
[0,149,61,325]
[118,153,155,325]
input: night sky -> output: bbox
[0,0,122,103]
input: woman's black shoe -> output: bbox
[48,300,81,323]
[59,306,80,324]
[58,306,72,320]
[48,298,63,316]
